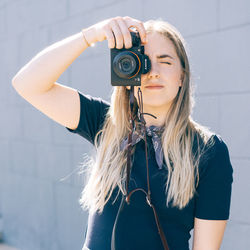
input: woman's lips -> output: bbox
[145,86,164,89]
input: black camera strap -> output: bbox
[111,86,170,250]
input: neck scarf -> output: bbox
[120,122,165,169]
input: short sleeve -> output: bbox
[194,135,234,220]
[65,90,110,145]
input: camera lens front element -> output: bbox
[120,57,133,72]
[113,51,141,79]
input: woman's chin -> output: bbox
[143,100,170,108]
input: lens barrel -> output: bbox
[113,51,140,79]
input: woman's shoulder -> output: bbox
[203,133,230,159]
[66,90,111,144]
[198,133,233,181]
[194,133,234,220]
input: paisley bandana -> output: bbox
[120,121,165,169]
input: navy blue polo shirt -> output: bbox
[66,91,234,250]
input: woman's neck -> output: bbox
[141,104,170,127]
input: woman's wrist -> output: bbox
[81,29,91,47]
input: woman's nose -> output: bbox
[147,61,160,79]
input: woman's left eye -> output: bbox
[161,62,172,65]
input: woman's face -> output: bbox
[127,32,183,110]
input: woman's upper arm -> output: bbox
[192,217,227,250]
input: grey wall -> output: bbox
[0,0,249,249]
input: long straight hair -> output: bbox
[79,19,215,214]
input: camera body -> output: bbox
[110,32,151,86]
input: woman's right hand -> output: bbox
[82,16,147,49]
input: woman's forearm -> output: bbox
[12,30,90,95]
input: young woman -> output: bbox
[12,16,233,250]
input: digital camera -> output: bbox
[110,31,151,86]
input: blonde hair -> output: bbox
[79,19,215,214]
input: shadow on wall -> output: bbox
[0,215,19,250]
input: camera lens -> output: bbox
[120,57,134,72]
[113,51,140,79]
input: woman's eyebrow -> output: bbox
[156,54,174,59]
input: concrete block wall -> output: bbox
[0,0,249,249]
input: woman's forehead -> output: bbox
[144,34,177,59]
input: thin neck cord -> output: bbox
[137,87,154,204]
[125,87,157,203]
[111,86,169,250]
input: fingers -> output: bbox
[124,16,147,44]
[116,18,132,49]
[104,16,147,49]
[103,25,115,49]
[109,19,124,49]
